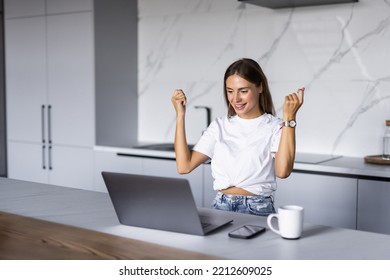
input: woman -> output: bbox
[171,58,304,216]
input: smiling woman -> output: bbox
[171,58,304,216]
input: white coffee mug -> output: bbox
[267,205,304,239]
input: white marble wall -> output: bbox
[138,0,390,158]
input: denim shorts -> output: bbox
[212,192,275,216]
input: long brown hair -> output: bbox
[224,58,275,118]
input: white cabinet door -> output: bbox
[93,151,144,192]
[276,172,357,229]
[47,12,94,147]
[5,16,49,183]
[8,143,95,190]
[5,16,47,143]
[142,158,204,207]
[357,179,390,234]
[7,142,48,183]
[49,146,94,190]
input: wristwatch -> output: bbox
[282,119,297,128]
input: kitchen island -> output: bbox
[1,177,390,259]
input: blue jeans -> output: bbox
[212,192,275,216]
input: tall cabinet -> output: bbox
[5,0,95,189]
[5,0,137,190]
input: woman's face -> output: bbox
[226,74,262,119]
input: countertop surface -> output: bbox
[0,211,216,260]
[95,145,390,180]
[2,177,390,260]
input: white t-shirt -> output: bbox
[193,113,282,196]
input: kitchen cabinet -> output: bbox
[357,179,390,235]
[5,1,94,189]
[7,142,47,184]
[275,172,357,229]
[206,165,359,228]
[93,151,144,192]
[5,16,46,144]
[5,0,137,190]
[206,165,359,229]
[46,12,95,147]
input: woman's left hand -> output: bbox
[283,87,304,120]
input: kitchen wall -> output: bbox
[137,0,390,158]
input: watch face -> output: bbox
[289,120,296,127]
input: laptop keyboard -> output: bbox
[201,222,211,229]
[199,215,213,229]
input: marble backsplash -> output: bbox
[137,0,390,158]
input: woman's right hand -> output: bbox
[171,89,187,116]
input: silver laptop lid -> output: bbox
[102,171,206,235]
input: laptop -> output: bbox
[102,171,233,236]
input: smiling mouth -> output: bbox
[233,103,246,110]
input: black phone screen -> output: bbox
[228,225,266,239]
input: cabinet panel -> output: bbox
[357,179,390,234]
[48,146,94,190]
[276,172,357,229]
[93,152,143,192]
[143,158,204,207]
[7,142,48,184]
[4,0,45,18]
[47,12,94,147]
[5,9,95,190]
[46,0,93,14]
[5,17,47,143]
[8,142,95,190]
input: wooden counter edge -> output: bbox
[0,211,221,260]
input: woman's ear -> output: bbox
[259,83,263,94]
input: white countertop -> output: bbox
[2,177,390,259]
[95,144,177,159]
[294,156,390,179]
[95,145,390,180]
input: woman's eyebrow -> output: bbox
[226,86,250,90]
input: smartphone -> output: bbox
[228,225,266,239]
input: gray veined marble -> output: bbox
[332,76,390,154]
[258,8,294,67]
[138,0,390,157]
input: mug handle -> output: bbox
[267,213,281,236]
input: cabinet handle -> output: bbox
[42,145,46,170]
[48,145,53,170]
[48,105,52,144]
[41,105,46,144]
